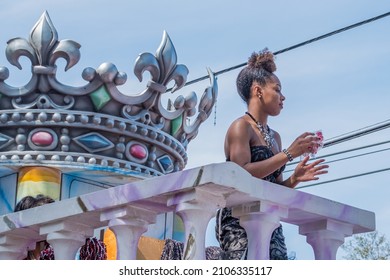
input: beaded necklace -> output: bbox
[245,111,274,149]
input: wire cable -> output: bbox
[296,167,390,189]
[284,118,390,166]
[282,126,390,187]
[284,146,390,173]
[325,119,390,142]
[167,11,390,91]
[321,147,390,165]
[323,120,390,148]
[286,139,390,167]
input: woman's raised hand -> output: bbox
[287,132,321,159]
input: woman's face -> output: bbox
[259,75,285,116]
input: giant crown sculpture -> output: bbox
[0,11,218,178]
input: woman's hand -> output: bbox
[291,156,329,185]
[287,132,321,159]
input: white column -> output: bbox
[168,189,226,260]
[108,217,149,260]
[0,227,41,260]
[46,232,86,259]
[0,234,35,260]
[43,221,93,260]
[103,205,157,260]
[232,201,288,260]
[299,219,353,260]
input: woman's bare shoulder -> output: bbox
[227,117,251,135]
[229,116,250,129]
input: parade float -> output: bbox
[0,12,375,260]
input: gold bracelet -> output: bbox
[282,149,294,162]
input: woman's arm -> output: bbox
[226,120,290,179]
[226,119,328,185]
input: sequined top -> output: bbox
[250,145,285,182]
[227,145,285,183]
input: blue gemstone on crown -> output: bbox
[74,133,114,153]
[157,155,174,174]
[0,134,12,150]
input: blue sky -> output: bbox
[1,0,390,259]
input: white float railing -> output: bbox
[0,162,375,260]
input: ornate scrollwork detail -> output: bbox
[180,69,218,141]
[122,105,165,129]
[11,94,75,110]
[2,11,82,96]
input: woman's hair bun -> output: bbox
[247,48,276,73]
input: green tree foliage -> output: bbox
[341,231,390,260]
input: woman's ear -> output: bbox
[255,84,263,99]
[251,84,262,99]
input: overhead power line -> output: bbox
[315,139,390,161]
[283,122,390,188]
[324,119,390,143]
[296,167,390,189]
[168,11,390,91]
[284,120,390,166]
[319,147,390,165]
[284,144,390,173]
[322,119,390,148]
